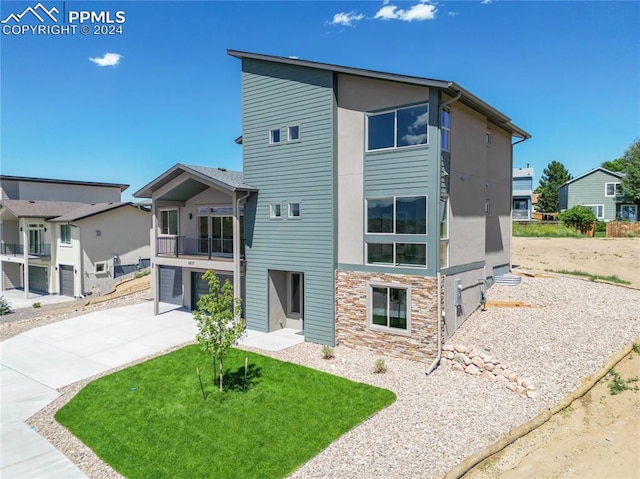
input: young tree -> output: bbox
[193,270,245,392]
[535,161,572,212]
[558,205,596,234]
[620,139,640,203]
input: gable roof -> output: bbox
[228,49,531,140]
[513,167,534,178]
[0,200,139,222]
[49,202,134,222]
[560,167,624,188]
[0,175,129,192]
[133,163,256,198]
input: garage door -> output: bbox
[159,266,182,305]
[191,271,234,310]
[28,266,48,293]
[59,265,74,297]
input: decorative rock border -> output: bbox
[440,344,537,399]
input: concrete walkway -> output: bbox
[1,288,77,310]
[0,302,305,478]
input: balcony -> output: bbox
[156,236,241,260]
[512,209,530,221]
[0,243,51,258]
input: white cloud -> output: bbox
[89,52,122,67]
[481,0,493,4]
[374,1,437,22]
[331,11,365,26]
[447,11,459,16]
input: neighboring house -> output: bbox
[512,167,534,221]
[136,51,530,363]
[0,175,150,298]
[558,167,638,221]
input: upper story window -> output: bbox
[60,224,71,245]
[288,202,301,218]
[441,108,451,152]
[288,125,300,141]
[269,128,281,144]
[160,209,178,235]
[367,196,427,234]
[367,104,428,151]
[486,131,492,145]
[270,203,282,219]
[605,182,622,197]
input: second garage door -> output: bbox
[59,265,74,297]
[28,266,48,293]
[159,266,183,305]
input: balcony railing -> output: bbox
[0,243,51,257]
[156,236,238,260]
[512,209,530,220]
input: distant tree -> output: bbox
[193,270,245,392]
[535,161,572,212]
[558,205,596,234]
[620,139,640,203]
[601,157,628,173]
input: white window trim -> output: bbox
[367,281,412,335]
[159,209,179,236]
[269,203,282,219]
[366,195,428,235]
[287,202,301,219]
[365,103,429,153]
[287,125,301,142]
[365,242,427,268]
[583,204,605,220]
[604,182,622,197]
[95,261,109,275]
[441,107,451,152]
[269,128,281,145]
[60,224,72,246]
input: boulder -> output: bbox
[485,362,496,372]
[452,363,464,372]
[453,344,468,354]
[454,353,472,366]
[465,364,481,376]
[472,356,485,369]
[480,371,495,380]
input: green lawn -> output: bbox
[56,345,396,479]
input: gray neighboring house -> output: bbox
[558,167,638,221]
[0,175,150,298]
[512,167,534,221]
[137,51,530,363]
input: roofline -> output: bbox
[560,166,624,187]
[227,49,531,140]
[133,163,256,198]
[48,202,135,222]
[0,175,129,192]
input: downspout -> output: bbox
[234,190,250,313]
[426,272,443,375]
[425,89,462,376]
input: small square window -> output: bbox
[370,285,409,331]
[269,129,281,144]
[486,132,492,145]
[270,203,282,218]
[288,125,300,141]
[160,209,178,235]
[95,262,108,274]
[288,202,301,218]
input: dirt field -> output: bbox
[512,237,640,288]
[460,237,640,478]
[464,351,640,479]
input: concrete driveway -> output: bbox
[1,302,198,479]
[1,288,77,310]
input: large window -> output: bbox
[367,104,428,151]
[583,204,604,220]
[160,209,178,235]
[367,242,427,267]
[440,197,449,268]
[60,224,71,245]
[605,182,622,197]
[619,205,638,221]
[367,196,426,234]
[441,108,451,152]
[370,284,409,331]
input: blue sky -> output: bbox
[1,0,638,201]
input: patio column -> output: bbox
[232,191,241,309]
[151,206,159,315]
[22,219,29,299]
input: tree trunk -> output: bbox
[219,358,223,392]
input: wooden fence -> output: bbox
[606,221,640,238]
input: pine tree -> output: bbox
[535,161,572,213]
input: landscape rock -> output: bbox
[453,344,468,354]
[454,353,471,366]
[472,356,485,369]
[464,364,481,376]
[480,371,494,380]
[485,362,495,372]
[452,363,464,372]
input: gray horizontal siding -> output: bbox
[512,177,532,191]
[566,170,621,220]
[242,58,336,345]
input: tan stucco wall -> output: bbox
[336,270,441,362]
[12,180,121,203]
[336,73,429,266]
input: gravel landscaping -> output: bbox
[26,275,640,479]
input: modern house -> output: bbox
[136,51,530,363]
[558,167,637,221]
[512,167,534,221]
[0,175,150,298]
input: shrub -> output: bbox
[33,302,41,309]
[557,205,596,234]
[134,270,150,279]
[321,345,334,359]
[595,220,607,232]
[0,295,12,316]
[373,359,388,374]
